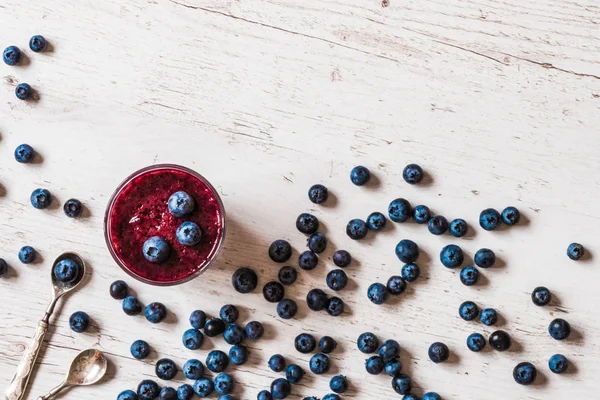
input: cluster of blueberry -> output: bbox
[3,35,47,100]
[357,332,440,400]
[479,207,521,231]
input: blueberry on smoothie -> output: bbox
[143,236,170,263]
[176,222,202,246]
[168,191,195,217]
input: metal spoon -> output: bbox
[5,253,86,400]
[36,349,107,400]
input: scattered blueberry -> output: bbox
[319,336,337,354]
[391,374,412,395]
[440,244,463,268]
[549,354,568,374]
[258,390,274,400]
[413,205,431,224]
[131,339,150,359]
[531,286,551,306]
[145,302,167,324]
[513,362,537,385]
[220,304,239,324]
[428,342,449,363]
[308,232,327,254]
[346,218,368,240]
[367,212,386,231]
[3,46,21,65]
[286,364,304,384]
[155,358,177,380]
[137,380,160,400]
[245,321,264,340]
[387,276,406,295]
[326,296,345,316]
[176,222,202,246]
[329,375,348,394]
[29,35,47,52]
[378,339,400,362]
[206,350,229,373]
[193,377,214,397]
[308,184,328,204]
[30,188,52,209]
[466,333,486,352]
[322,395,340,400]
[333,250,352,268]
[388,198,412,223]
[567,243,584,260]
[263,281,285,303]
[350,165,371,186]
[474,248,495,268]
[403,163,424,184]
[310,353,330,374]
[183,359,204,380]
[177,384,194,400]
[548,318,571,340]
[123,296,143,316]
[214,373,235,395]
[278,266,297,285]
[189,310,207,330]
[449,218,468,237]
[269,354,286,372]
[296,213,319,234]
[63,198,84,218]
[229,344,248,365]
[270,378,291,399]
[15,83,33,100]
[117,390,138,400]
[276,299,298,319]
[501,206,520,226]
[204,318,226,337]
[295,333,316,353]
[143,236,170,263]
[326,269,348,291]
[168,191,195,217]
[18,246,36,264]
[269,240,292,263]
[395,239,419,263]
[298,251,319,270]
[459,301,479,321]
[479,208,501,231]
[0,259,7,277]
[402,395,418,400]
[306,288,328,311]
[14,144,34,163]
[480,308,498,326]
[428,215,448,235]
[401,263,420,282]
[368,282,388,305]
[53,258,79,283]
[218,395,235,400]
[385,359,402,377]
[159,387,177,400]
[232,267,258,294]
[69,311,90,333]
[489,330,511,351]
[460,266,480,286]
[224,324,245,345]
[365,355,384,374]
[422,393,441,400]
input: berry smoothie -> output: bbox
[105,165,225,285]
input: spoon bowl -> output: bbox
[51,252,86,297]
[66,349,107,386]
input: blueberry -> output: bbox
[402,395,418,400]
[245,321,264,340]
[395,239,419,263]
[229,344,248,365]
[346,219,368,240]
[474,248,495,268]
[18,246,36,264]
[308,232,327,253]
[428,342,449,363]
[479,208,501,231]
[156,358,177,380]
[350,165,371,186]
[30,188,52,209]
[365,355,384,374]
[183,359,204,380]
[263,281,285,303]
[295,333,316,353]
[366,211,387,231]
[319,336,337,353]
[63,198,84,218]
[123,296,143,316]
[232,267,258,294]
[459,301,479,321]
[306,288,328,311]
[168,191,195,217]
[0,259,7,277]
[14,144,34,163]
[440,244,463,268]
[548,354,568,374]
[479,308,498,326]
[29,35,47,52]
[176,222,202,246]
[145,302,167,324]
[206,350,229,373]
[513,362,537,385]
[218,395,235,400]
[204,318,226,337]
[193,377,214,397]
[219,304,239,324]
[466,333,486,352]
[403,163,424,184]
[214,373,235,395]
[269,240,292,263]
[326,269,348,291]
[159,387,177,400]
[269,354,286,372]
[489,330,511,351]
[69,311,90,333]
[285,364,304,384]
[548,318,571,340]
[309,353,330,374]
[413,205,431,224]
[270,378,291,399]
[258,390,274,400]
[367,283,388,305]
[189,310,207,329]
[117,390,138,400]
[131,339,150,359]
[460,266,479,286]
[391,374,412,395]
[428,215,448,235]
[278,266,297,285]
[422,393,441,400]
[322,395,341,400]
[3,46,21,65]
[388,198,412,223]
[181,328,204,350]
[296,213,319,234]
[53,258,79,283]
[501,206,520,226]
[326,297,345,316]
[401,263,420,282]
[449,218,468,237]
[332,250,351,267]
[224,324,245,345]
[15,82,33,100]
[137,380,160,400]
[308,184,328,204]
[298,251,318,270]
[329,375,348,393]
[531,286,551,306]
[378,339,400,362]
[143,236,170,263]
[385,359,402,377]
[567,242,584,260]
[276,299,298,319]
[177,384,194,400]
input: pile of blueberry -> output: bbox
[3,35,48,100]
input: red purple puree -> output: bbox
[108,168,224,283]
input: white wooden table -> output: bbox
[1,0,599,399]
